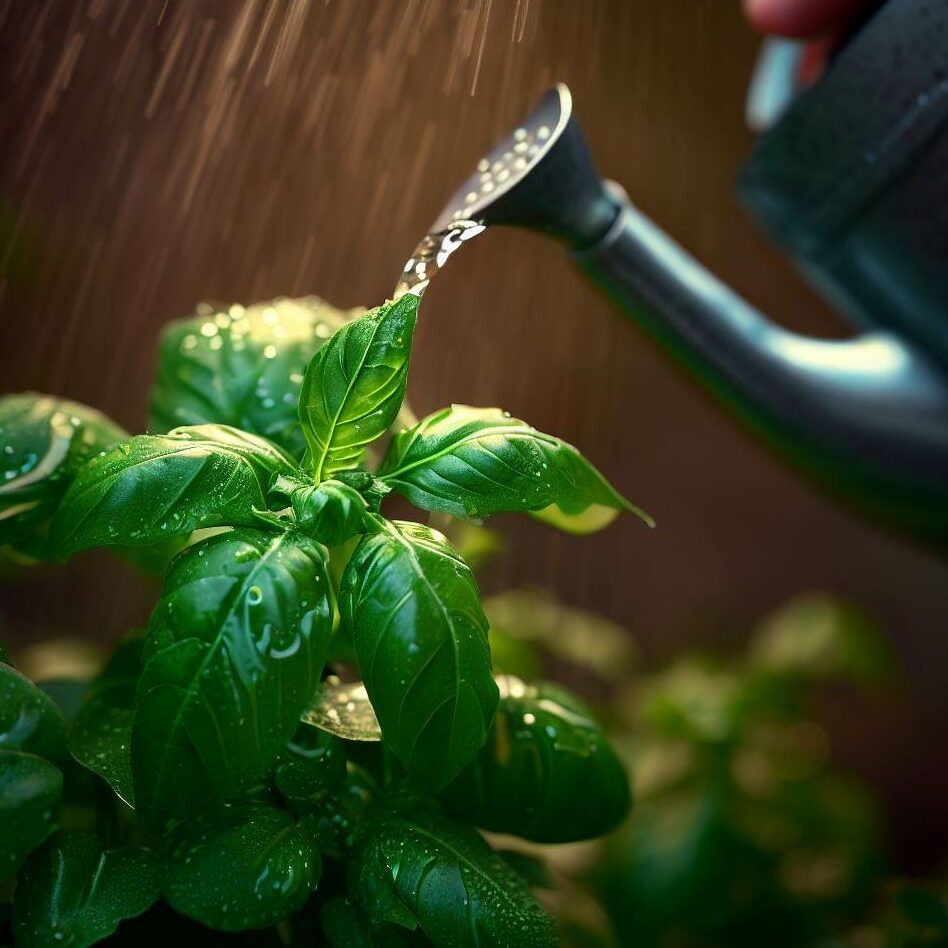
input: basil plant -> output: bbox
[0,294,649,947]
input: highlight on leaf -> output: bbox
[379,404,652,533]
[302,677,382,742]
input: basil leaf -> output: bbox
[299,296,418,480]
[442,676,631,842]
[0,662,68,763]
[350,798,557,947]
[51,424,295,557]
[0,394,127,559]
[0,751,62,879]
[379,405,652,533]
[321,896,430,947]
[269,473,371,547]
[150,297,361,459]
[132,529,332,821]
[12,830,160,947]
[68,637,143,806]
[163,802,321,931]
[306,764,377,857]
[340,520,497,791]
[274,721,347,803]
[301,678,382,742]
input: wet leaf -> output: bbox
[68,637,144,806]
[0,662,68,763]
[274,721,347,803]
[132,529,332,822]
[302,678,382,742]
[12,830,160,947]
[321,896,429,947]
[340,520,497,791]
[299,296,417,480]
[443,677,631,842]
[379,405,651,533]
[163,802,321,931]
[51,424,296,557]
[0,750,62,880]
[150,297,360,459]
[0,394,127,559]
[269,473,372,547]
[350,797,556,947]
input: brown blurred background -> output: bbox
[0,1,945,869]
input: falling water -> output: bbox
[393,219,485,300]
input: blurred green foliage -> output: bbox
[459,526,945,947]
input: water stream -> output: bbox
[393,219,486,300]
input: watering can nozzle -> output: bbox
[430,83,619,250]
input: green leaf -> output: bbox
[301,678,382,742]
[163,802,321,931]
[299,296,418,480]
[12,830,160,947]
[483,587,637,682]
[442,676,631,843]
[0,394,127,559]
[274,721,347,803]
[379,405,652,533]
[150,296,361,459]
[340,520,497,791]
[268,473,372,547]
[50,424,295,557]
[305,764,377,858]
[321,896,430,947]
[749,593,894,688]
[68,637,143,806]
[0,662,68,762]
[350,798,557,948]
[0,751,62,880]
[132,529,333,822]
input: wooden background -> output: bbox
[1,0,945,867]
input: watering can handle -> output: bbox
[574,184,948,540]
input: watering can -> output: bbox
[420,0,948,544]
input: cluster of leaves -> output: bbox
[592,595,920,948]
[1,294,648,946]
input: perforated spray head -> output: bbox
[431,83,617,243]
[395,84,618,299]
